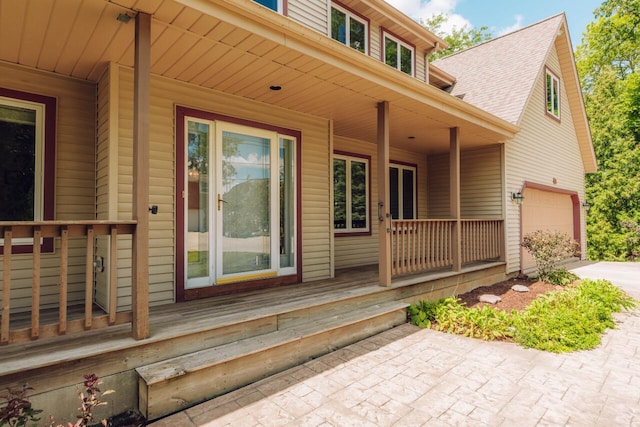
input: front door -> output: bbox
[183,116,296,289]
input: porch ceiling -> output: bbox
[0,0,518,154]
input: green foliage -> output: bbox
[408,297,514,341]
[545,268,580,286]
[576,0,640,260]
[420,14,493,60]
[513,279,637,353]
[408,279,637,354]
[0,385,42,427]
[521,230,579,281]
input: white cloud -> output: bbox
[385,0,473,35]
[496,14,524,36]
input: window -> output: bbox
[383,31,414,76]
[334,153,369,233]
[253,0,282,12]
[0,88,56,254]
[545,68,560,119]
[330,4,368,54]
[389,164,416,220]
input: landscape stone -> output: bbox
[478,294,502,304]
[511,284,530,293]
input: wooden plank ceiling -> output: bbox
[0,0,512,153]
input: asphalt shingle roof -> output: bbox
[433,14,565,125]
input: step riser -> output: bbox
[140,309,406,421]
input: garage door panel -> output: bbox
[521,189,575,270]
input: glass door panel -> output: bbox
[218,128,274,278]
[186,119,212,288]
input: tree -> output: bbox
[576,0,640,260]
[420,14,492,59]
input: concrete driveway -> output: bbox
[568,260,640,298]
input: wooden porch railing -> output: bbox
[391,219,455,275]
[461,219,503,264]
[391,219,503,276]
[0,220,136,345]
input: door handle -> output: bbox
[218,194,227,211]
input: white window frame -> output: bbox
[390,163,416,220]
[329,3,368,54]
[0,96,45,248]
[253,0,283,13]
[382,31,415,76]
[545,68,560,120]
[333,153,370,234]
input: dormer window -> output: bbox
[330,3,368,54]
[545,68,560,120]
[253,0,282,13]
[383,31,414,76]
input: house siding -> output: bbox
[427,145,503,219]
[102,65,332,309]
[333,136,428,269]
[288,0,328,34]
[0,62,96,312]
[504,45,587,273]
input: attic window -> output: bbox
[545,68,560,120]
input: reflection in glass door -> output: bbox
[183,117,295,289]
[218,130,274,278]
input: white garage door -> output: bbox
[521,188,575,270]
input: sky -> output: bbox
[385,0,604,48]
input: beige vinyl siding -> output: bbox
[428,146,503,219]
[0,62,96,313]
[333,136,428,269]
[108,65,332,307]
[288,0,328,33]
[504,46,587,273]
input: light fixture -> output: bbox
[511,191,524,205]
[582,202,591,211]
[117,13,132,23]
[269,85,282,91]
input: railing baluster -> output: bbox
[59,226,69,335]
[85,226,95,329]
[31,227,42,339]
[109,226,118,325]
[2,229,12,345]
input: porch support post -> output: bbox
[132,11,151,340]
[377,101,392,286]
[449,127,462,272]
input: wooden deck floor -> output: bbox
[0,262,504,378]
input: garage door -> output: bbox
[521,188,575,270]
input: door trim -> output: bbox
[175,106,302,302]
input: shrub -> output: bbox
[545,268,580,286]
[521,230,579,281]
[0,385,42,427]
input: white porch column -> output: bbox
[450,127,462,272]
[377,101,392,286]
[132,12,151,340]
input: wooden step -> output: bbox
[136,301,408,421]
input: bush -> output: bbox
[408,279,638,353]
[521,230,579,281]
[545,268,580,286]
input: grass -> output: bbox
[407,278,637,353]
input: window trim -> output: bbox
[381,29,416,76]
[545,67,561,121]
[0,88,56,255]
[333,151,371,236]
[253,0,286,14]
[389,161,417,220]
[329,1,370,55]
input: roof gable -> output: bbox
[434,13,596,172]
